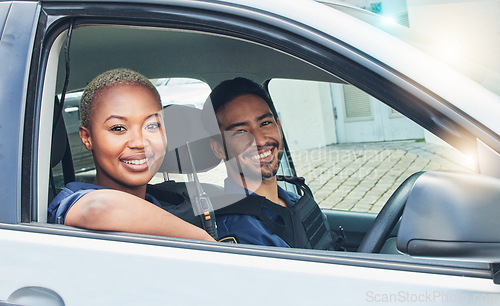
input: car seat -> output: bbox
[49,96,75,203]
[147,104,224,199]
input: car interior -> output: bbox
[38,16,499,261]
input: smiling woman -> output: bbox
[78,83,165,194]
[47,68,214,241]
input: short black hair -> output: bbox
[80,68,160,128]
[206,77,277,119]
[201,77,278,137]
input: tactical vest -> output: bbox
[211,176,344,251]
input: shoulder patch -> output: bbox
[218,235,239,243]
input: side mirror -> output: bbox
[397,171,500,262]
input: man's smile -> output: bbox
[242,143,278,165]
[250,149,272,160]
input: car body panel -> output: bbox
[0,225,498,305]
[0,1,39,223]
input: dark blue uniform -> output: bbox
[48,182,161,224]
[216,179,300,247]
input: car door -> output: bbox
[1,0,500,305]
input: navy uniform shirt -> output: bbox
[216,179,300,247]
[48,182,161,224]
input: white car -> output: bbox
[1,0,500,305]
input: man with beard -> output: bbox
[202,78,341,249]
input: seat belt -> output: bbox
[185,142,218,240]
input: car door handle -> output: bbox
[3,286,65,306]
[0,301,22,306]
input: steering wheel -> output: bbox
[357,172,424,253]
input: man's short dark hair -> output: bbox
[201,77,278,138]
[206,77,277,119]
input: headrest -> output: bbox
[51,97,68,168]
[160,105,221,174]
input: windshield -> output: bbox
[317,0,500,97]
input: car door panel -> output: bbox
[0,1,39,224]
[323,209,399,251]
[1,225,498,305]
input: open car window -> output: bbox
[45,22,474,232]
[37,5,496,262]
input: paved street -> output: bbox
[291,140,474,213]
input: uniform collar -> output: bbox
[67,182,161,207]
